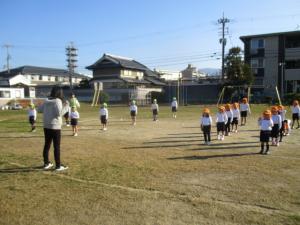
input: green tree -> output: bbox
[78,78,90,88]
[225,47,254,85]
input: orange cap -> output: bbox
[225,103,231,111]
[233,102,239,109]
[203,108,210,114]
[218,106,225,112]
[271,106,278,114]
[278,105,284,110]
[263,110,272,119]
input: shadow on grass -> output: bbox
[190,144,258,151]
[168,152,259,160]
[0,166,45,173]
[0,135,44,139]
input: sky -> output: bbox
[0,0,300,76]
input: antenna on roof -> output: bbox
[2,44,13,73]
[66,42,78,90]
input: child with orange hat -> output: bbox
[225,103,233,136]
[258,110,274,155]
[216,106,228,141]
[270,106,282,146]
[240,97,251,126]
[231,102,240,133]
[278,105,287,142]
[291,100,300,129]
[200,108,213,145]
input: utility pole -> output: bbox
[2,44,13,73]
[66,42,78,90]
[218,13,230,81]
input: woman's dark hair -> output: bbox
[50,86,64,100]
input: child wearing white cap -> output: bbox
[130,100,138,125]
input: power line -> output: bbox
[218,13,230,81]
[2,44,13,73]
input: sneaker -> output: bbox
[217,135,220,140]
[276,142,279,146]
[44,162,54,170]
[235,130,238,133]
[55,165,68,171]
[74,133,78,137]
[265,151,270,155]
[66,124,70,127]
[207,142,211,145]
[221,135,224,141]
[103,127,107,131]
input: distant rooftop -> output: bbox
[0,65,87,78]
[240,30,300,41]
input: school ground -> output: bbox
[0,104,299,225]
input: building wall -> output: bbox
[264,36,279,90]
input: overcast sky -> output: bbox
[1,0,300,75]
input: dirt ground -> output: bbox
[0,104,299,225]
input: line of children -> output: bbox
[216,106,228,141]
[70,106,80,136]
[258,109,273,155]
[240,97,251,126]
[200,108,212,145]
[225,103,233,136]
[151,99,159,121]
[130,100,138,126]
[100,103,109,131]
[28,103,37,132]
[291,100,300,129]
[171,97,178,118]
[231,102,240,133]
[270,106,282,146]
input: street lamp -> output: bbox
[279,62,285,98]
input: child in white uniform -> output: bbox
[100,103,108,131]
[216,106,228,141]
[201,108,212,145]
[70,106,80,136]
[240,97,251,126]
[151,99,159,121]
[28,103,37,132]
[171,97,178,118]
[270,106,282,146]
[225,103,233,136]
[130,100,138,126]
[278,105,287,142]
[291,100,300,129]
[258,110,274,155]
[231,102,240,133]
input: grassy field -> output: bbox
[0,104,299,225]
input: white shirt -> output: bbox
[130,105,138,113]
[278,110,286,121]
[201,116,212,126]
[171,101,178,108]
[70,111,80,119]
[258,118,274,131]
[272,114,282,129]
[151,103,159,111]
[226,110,233,119]
[28,109,37,120]
[240,103,251,113]
[100,108,108,119]
[291,105,300,114]
[232,109,240,119]
[216,112,228,123]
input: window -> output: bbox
[251,39,264,50]
[286,60,300,69]
[55,76,59,81]
[48,76,51,81]
[251,58,264,68]
[31,76,35,80]
[0,91,10,98]
[39,75,43,80]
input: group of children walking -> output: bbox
[200,98,250,144]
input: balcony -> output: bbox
[285,47,300,60]
[285,69,300,81]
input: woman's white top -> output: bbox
[278,109,286,121]
[171,101,178,108]
[28,109,37,120]
[100,108,108,119]
[216,112,228,123]
[201,116,212,126]
[272,115,282,128]
[70,111,80,119]
[291,105,300,114]
[130,105,138,113]
[151,103,159,111]
[240,103,250,113]
[226,110,233,119]
[258,119,274,131]
[232,109,240,119]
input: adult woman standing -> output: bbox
[39,86,69,171]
